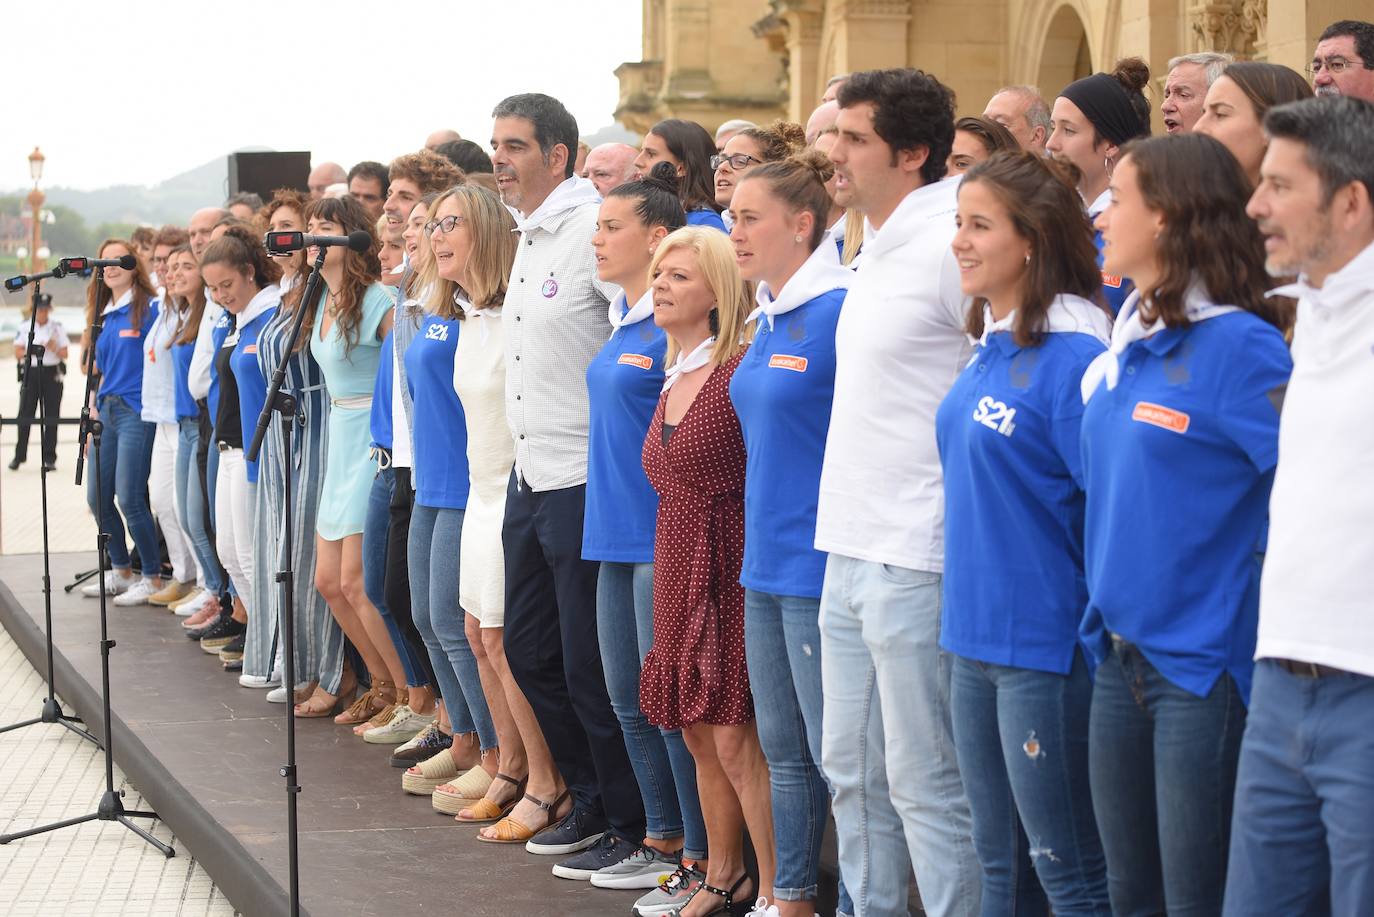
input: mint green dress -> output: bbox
[310,283,395,540]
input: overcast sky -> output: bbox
[3,0,643,191]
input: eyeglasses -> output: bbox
[425,214,466,236]
[711,152,761,171]
[1307,56,1368,76]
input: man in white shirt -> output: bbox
[816,68,980,917]
[10,294,69,471]
[489,92,647,876]
[1226,96,1374,916]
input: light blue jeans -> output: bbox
[86,395,158,573]
[408,502,494,748]
[819,553,981,917]
[176,417,224,595]
[596,561,707,859]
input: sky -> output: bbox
[2,0,643,191]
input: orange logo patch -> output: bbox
[618,353,653,370]
[118,329,141,338]
[769,354,809,373]
[1132,401,1190,434]
[1101,272,1123,289]
[243,344,257,354]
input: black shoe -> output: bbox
[551,834,641,880]
[198,615,244,653]
[41,461,56,473]
[218,633,246,666]
[389,722,452,767]
[7,458,21,471]
[185,610,229,640]
[525,807,607,856]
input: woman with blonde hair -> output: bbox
[638,226,769,916]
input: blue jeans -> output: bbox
[951,652,1110,916]
[1089,637,1245,917]
[1223,660,1374,916]
[745,589,832,903]
[364,469,428,688]
[819,554,981,917]
[597,561,707,859]
[176,417,224,595]
[408,502,494,748]
[86,395,158,573]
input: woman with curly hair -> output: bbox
[712,120,806,221]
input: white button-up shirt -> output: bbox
[502,177,614,491]
[1257,238,1374,676]
[814,176,971,572]
[141,298,180,424]
[14,318,70,367]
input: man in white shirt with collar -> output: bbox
[488,92,647,878]
[1226,95,1374,916]
[816,68,980,917]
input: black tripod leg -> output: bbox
[0,812,99,844]
[0,716,43,735]
[116,816,175,857]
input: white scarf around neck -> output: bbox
[976,294,1112,348]
[746,232,852,331]
[662,336,716,392]
[608,289,654,333]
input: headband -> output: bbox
[1060,73,1145,147]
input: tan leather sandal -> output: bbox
[476,789,570,844]
[455,774,526,824]
[334,680,394,726]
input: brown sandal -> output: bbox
[476,789,570,844]
[353,685,407,735]
[295,669,356,719]
[455,773,526,824]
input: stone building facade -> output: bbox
[614,0,1374,135]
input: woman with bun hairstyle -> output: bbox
[712,121,806,218]
[198,226,282,663]
[1195,62,1312,186]
[1047,57,1152,315]
[938,151,1113,915]
[634,119,728,231]
[1081,134,1291,915]
[82,239,163,601]
[726,148,853,917]
[582,163,706,894]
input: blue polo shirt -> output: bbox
[686,208,728,233]
[937,326,1106,674]
[96,297,159,413]
[404,314,469,509]
[370,331,394,451]
[583,307,667,563]
[229,306,277,483]
[729,290,845,597]
[207,310,233,420]
[1093,230,1133,317]
[1079,311,1291,704]
[172,335,199,420]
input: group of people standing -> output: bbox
[59,19,1374,917]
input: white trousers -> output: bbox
[151,421,198,584]
[214,448,255,612]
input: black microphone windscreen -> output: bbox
[348,230,373,252]
[118,254,137,269]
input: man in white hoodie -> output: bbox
[816,68,980,917]
[488,93,649,880]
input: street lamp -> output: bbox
[26,147,46,275]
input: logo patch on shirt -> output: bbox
[243,344,257,354]
[424,323,449,341]
[1101,272,1123,289]
[972,396,1017,436]
[769,354,808,373]
[118,329,140,338]
[1132,401,1190,434]
[618,353,653,370]
[541,278,559,298]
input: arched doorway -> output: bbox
[1037,5,1092,96]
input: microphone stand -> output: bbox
[2,267,174,857]
[0,277,97,746]
[246,245,325,917]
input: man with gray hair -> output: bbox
[1227,94,1374,916]
[714,118,756,152]
[1162,52,1232,133]
[982,85,1051,155]
[822,73,849,104]
[582,142,638,196]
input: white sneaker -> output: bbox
[266,682,313,704]
[172,588,210,617]
[113,577,158,606]
[362,706,435,744]
[239,668,282,689]
[82,571,134,598]
[744,899,780,917]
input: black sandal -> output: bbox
[669,872,753,916]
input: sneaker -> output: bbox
[149,579,193,607]
[526,808,606,856]
[200,616,245,653]
[181,595,221,628]
[267,682,314,704]
[239,668,283,689]
[82,570,134,598]
[218,633,246,665]
[171,588,208,616]
[362,705,435,745]
[167,586,204,612]
[389,722,452,767]
[113,578,159,607]
[552,834,641,881]
[589,844,681,889]
[185,609,228,640]
[633,863,706,917]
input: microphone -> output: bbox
[264,230,371,254]
[54,255,137,276]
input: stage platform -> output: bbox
[0,551,646,917]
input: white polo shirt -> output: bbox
[814,176,971,572]
[1256,238,1374,677]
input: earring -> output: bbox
[794,235,803,244]
[1024,252,1031,265]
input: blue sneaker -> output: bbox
[525,807,606,856]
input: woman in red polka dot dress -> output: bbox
[639,226,774,917]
